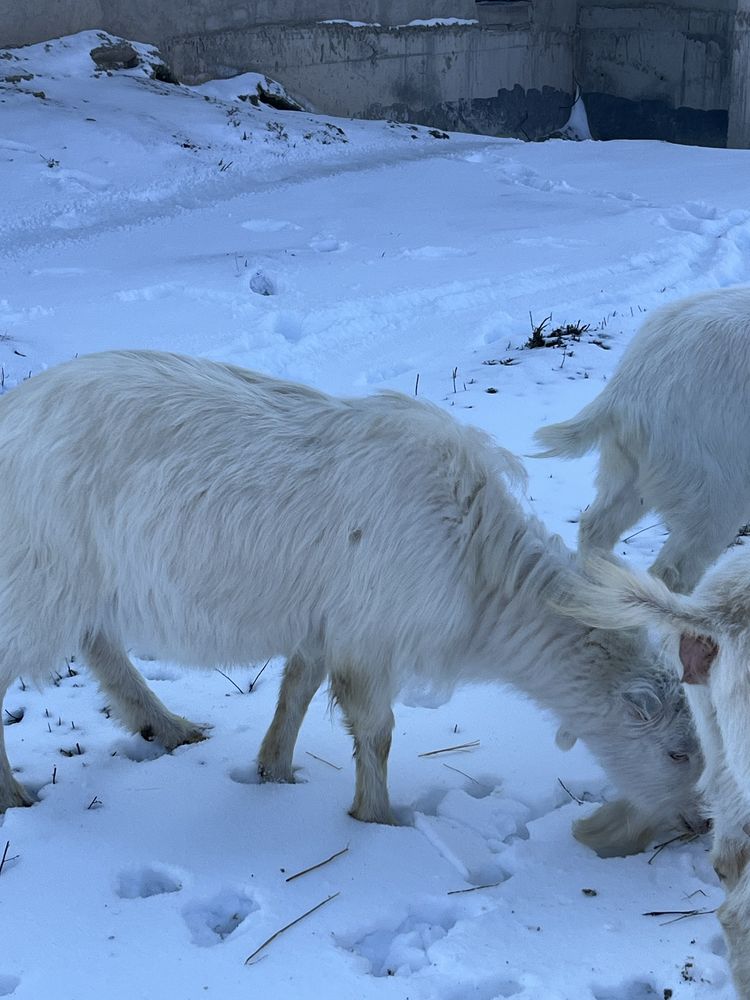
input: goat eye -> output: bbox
[669,751,689,762]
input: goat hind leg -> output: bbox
[331,669,395,824]
[578,442,643,554]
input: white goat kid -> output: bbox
[534,286,750,593]
[0,351,701,856]
[560,550,750,996]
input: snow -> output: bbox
[1,28,749,1000]
[319,20,382,27]
[398,19,479,27]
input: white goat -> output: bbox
[534,286,750,593]
[560,550,750,996]
[0,350,701,856]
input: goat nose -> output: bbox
[681,814,711,835]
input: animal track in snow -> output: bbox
[415,784,531,844]
[308,234,342,253]
[660,203,750,237]
[0,976,19,997]
[2,707,24,726]
[592,980,660,1000]
[443,979,523,1000]
[413,809,509,886]
[271,311,305,343]
[111,735,166,763]
[115,281,184,302]
[227,764,262,785]
[709,933,727,958]
[183,889,258,947]
[399,245,473,259]
[136,661,181,682]
[346,901,458,977]
[241,218,300,233]
[116,864,184,899]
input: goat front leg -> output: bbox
[686,685,750,889]
[718,864,750,998]
[0,688,35,811]
[258,651,326,783]
[83,634,208,749]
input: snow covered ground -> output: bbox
[2,30,750,1000]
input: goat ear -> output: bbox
[621,682,664,724]
[679,633,718,685]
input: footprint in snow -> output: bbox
[183,890,258,947]
[241,218,301,233]
[0,976,19,997]
[227,764,262,785]
[2,707,24,726]
[249,270,275,296]
[111,734,167,763]
[343,902,458,977]
[136,663,181,682]
[709,932,727,957]
[592,980,661,1000]
[116,864,184,899]
[345,906,525,996]
[443,980,524,1000]
[308,234,341,253]
[399,245,472,259]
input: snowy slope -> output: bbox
[2,30,750,1000]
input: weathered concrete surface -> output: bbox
[0,1,478,49]
[728,2,750,146]
[160,21,574,139]
[2,0,749,146]
[577,2,733,144]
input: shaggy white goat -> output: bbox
[560,550,750,996]
[0,350,701,856]
[534,286,750,593]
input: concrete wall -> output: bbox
[2,0,749,147]
[0,0,577,141]
[729,0,750,145]
[576,1,734,145]
[0,1,478,49]
[160,18,575,139]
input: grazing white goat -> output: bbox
[0,350,701,856]
[534,286,750,593]
[560,550,750,996]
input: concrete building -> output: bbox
[1,1,749,147]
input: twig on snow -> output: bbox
[285,846,349,883]
[622,522,664,544]
[643,907,716,926]
[0,840,19,876]
[245,892,340,965]
[557,777,584,805]
[418,740,480,758]
[447,881,503,895]
[442,762,483,786]
[648,830,700,864]
[215,668,244,694]
[304,751,342,771]
[249,659,271,692]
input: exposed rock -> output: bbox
[90,42,139,72]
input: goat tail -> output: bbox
[554,555,707,636]
[531,403,604,459]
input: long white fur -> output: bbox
[564,550,750,995]
[534,285,750,593]
[0,350,701,856]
